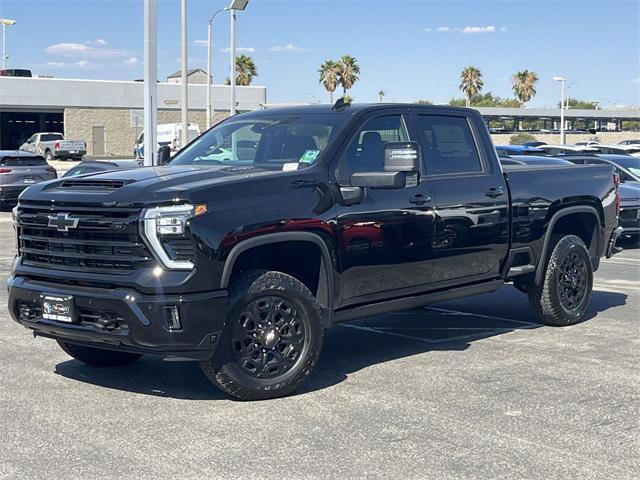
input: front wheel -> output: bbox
[57,340,143,367]
[200,271,324,400]
[528,234,593,326]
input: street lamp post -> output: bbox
[143,0,158,167]
[1,18,17,70]
[229,0,249,116]
[206,7,229,129]
[553,76,566,145]
[180,0,188,148]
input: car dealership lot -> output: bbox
[0,211,638,480]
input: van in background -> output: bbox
[134,123,201,159]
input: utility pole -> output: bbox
[207,7,229,129]
[553,76,566,145]
[180,0,188,147]
[229,9,237,116]
[143,1,157,167]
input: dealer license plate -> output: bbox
[41,294,75,323]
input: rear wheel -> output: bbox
[200,270,324,400]
[528,234,593,326]
[57,340,143,367]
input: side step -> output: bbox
[333,280,504,324]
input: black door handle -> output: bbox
[485,186,505,198]
[409,194,432,205]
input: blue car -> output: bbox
[495,145,546,156]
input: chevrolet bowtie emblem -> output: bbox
[47,213,80,232]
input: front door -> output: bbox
[412,113,509,284]
[333,112,437,306]
[92,126,105,156]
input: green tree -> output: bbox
[449,92,519,107]
[509,133,537,145]
[559,98,598,109]
[318,60,341,103]
[415,99,433,105]
[512,70,539,106]
[378,90,385,103]
[225,55,257,86]
[338,55,360,99]
[459,66,484,107]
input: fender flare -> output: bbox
[534,205,602,285]
[219,232,336,323]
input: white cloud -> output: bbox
[95,38,107,46]
[269,44,312,53]
[462,25,496,34]
[436,26,451,32]
[125,57,139,66]
[423,27,432,32]
[193,39,208,47]
[45,60,92,68]
[44,42,131,58]
[500,26,507,32]
[220,46,255,53]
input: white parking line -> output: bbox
[423,306,540,327]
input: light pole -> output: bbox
[229,0,249,116]
[180,0,188,148]
[206,7,229,129]
[143,0,157,167]
[553,76,566,145]
[1,18,17,70]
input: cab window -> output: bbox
[337,115,408,184]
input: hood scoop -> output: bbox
[57,178,133,190]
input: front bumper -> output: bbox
[7,275,227,360]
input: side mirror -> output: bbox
[158,145,171,166]
[349,141,421,189]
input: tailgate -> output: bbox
[59,140,85,150]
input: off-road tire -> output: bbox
[528,234,593,326]
[200,270,324,400]
[57,340,143,367]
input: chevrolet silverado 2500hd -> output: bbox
[8,104,622,400]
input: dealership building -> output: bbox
[0,75,266,156]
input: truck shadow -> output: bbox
[53,288,627,401]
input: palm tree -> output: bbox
[512,70,539,106]
[225,55,257,86]
[318,60,341,103]
[378,90,386,103]
[459,66,483,107]
[338,55,360,99]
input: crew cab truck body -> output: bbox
[7,104,622,400]
[20,132,86,161]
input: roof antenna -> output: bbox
[332,97,351,112]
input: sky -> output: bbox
[1,0,639,107]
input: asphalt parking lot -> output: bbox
[0,211,638,480]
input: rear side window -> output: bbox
[415,116,482,175]
[40,134,63,142]
[0,156,47,167]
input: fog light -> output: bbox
[162,305,181,331]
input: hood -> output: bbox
[19,164,281,206]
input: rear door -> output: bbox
[333,110,437,306]
[412,112,509,285]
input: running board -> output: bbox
[333,280,504,324]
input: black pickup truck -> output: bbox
[7,104,622,400]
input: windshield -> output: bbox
[170,113,349,170]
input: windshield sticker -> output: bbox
[299,149,320,164]
[282,162,299,172]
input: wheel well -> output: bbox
[550,212,598,256]
[230,241,329,308]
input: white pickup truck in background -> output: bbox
[20,132,86,161]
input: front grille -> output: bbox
[17,201,153,275]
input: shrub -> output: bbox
[509,133,537,145]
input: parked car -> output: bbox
[62,160,143,178]
[618,139,640,145]
[522,141,547,147]
[617,182,640,241]
[134,123,201,159]
[499,155,574,167]
[9,103,622,400]
[19,132,86,161]
[574,141,600,146]
[562,154,640,183]
[0,151,57,210]
[589,144,640,157]
[538,145,599,155]
[495,145,546,156]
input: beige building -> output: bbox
[0,76,267,157]
[166,68,210,85]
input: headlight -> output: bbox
[141,204,207,270]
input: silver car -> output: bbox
[0,151,57,211]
